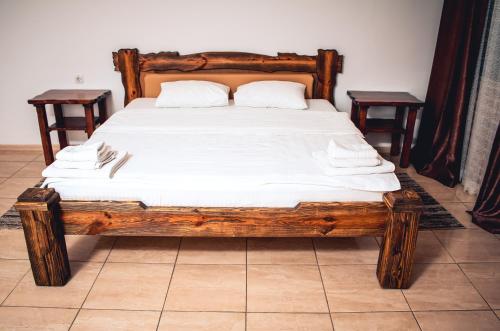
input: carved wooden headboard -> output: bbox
[112,48,343,106]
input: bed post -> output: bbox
[113,48,142,106]
[377,189,422,289]
[15,188,70,286]
[314,49,343,105]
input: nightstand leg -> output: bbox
[358,105,368,134]
[97,99,107,124]
[53,104,68,149]
[83,104,95,138]
[35,105,54,165]
[391,106,405,156]
[350,102,359,126]
[400,106,418,168]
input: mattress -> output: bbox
[125,98,335,111]
[44,99,400,207]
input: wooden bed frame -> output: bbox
[16,48,422,289]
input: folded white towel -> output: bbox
[327,135,378,159]
[313,151,395,175]
[56,141,106,162]
[43,151,129,179]
[328,157,381,168]
[53,150,117,170]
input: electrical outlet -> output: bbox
[75,74,84,84]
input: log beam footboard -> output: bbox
[15,188,421,289]
[378,190,422,289]
[15,188,70,286]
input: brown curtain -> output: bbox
[472,125,500,233]
[411,0,489,187]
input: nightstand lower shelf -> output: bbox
[48,116,100,132]
[366,119,404,134]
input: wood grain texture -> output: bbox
[377,190,422,289]
[112,48,343,105]
[16,187,422,289]
[15,188,70,286]
[113,48,142,105]
[346,91,424,107]
[59,201,388,237]
[28,89,111,105]
[58,201,388,236]
[314,49,341,104]
[400,106,418,168]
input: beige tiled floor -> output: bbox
[0,149,499,330]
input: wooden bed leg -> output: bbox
[377,190,422,289]
[15,188,70,286]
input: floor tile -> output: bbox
[13,162,46,178]
[35,153,47,161]
[66,235,115,262]
[417,179,459,202]
[455,184,477,203]
[247,238,316,265]
[441,202,478,229]
[84,262,172,310]
[463,201,475,210]
[0,306,77,331]
[176,238,246,265]
[320,264,409,312]
[0,198,16,215]
[414,310,500,331]
[460,263,500,309]
[70,309,160,331]
[413,231,454,263]
[0,177,40,198]
[4,262,102,308]
[158,312,245,331]
[405,166,431,182]
[247,265,328,313]
[247,313,332,331]
[0,162,26,177]
[403,263,488,311]
[0,150,41,162]
[314,237,379,265]
[0,230,28,259]
[165,264,245,311]
[0,259,30,303]
[331,312,419,331]
[434,229,500,262]
[108,237,179,263]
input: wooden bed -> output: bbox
[16,48,422,289]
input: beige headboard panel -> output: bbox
[141,72,315,98]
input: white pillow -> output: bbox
[234,81,308,109]
[155,80,230,108]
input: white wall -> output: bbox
[0,0,443,146]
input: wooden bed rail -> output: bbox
[15,188,421,289]
[112,48,344,106]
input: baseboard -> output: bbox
[0,144,60,152]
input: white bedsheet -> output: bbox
[44,99,400,207]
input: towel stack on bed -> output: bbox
[42,141,128,179]
[313,135,395,176]
[54,142,116,169]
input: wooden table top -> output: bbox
[28,89,111,105]
[347,91,424,107]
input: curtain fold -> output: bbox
[411,0,489,187]
[472,124,500,233]
[462,0,500,194]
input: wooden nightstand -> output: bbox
[28,89,111,165]
[347,91,424,168]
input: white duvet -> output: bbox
[43,99,400,207]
